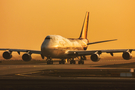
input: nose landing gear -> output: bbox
[46,57,53,64]
[47,60,53,64]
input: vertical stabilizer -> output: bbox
[79,12,89,39]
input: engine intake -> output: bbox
[122,52,132,60]
[91,54,100,62]
[3,51,12,59]
[22,53,32,61]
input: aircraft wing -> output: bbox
[0,48,41,54]
[67,49,135,56]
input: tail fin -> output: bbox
[79,12,89,39]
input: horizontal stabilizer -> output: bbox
[87,39,117,45]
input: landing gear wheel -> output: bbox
[62,61,65,64]
[59,61,65,64]
[51,61,53,64]
[47,60,53,64]
[78,60,84,64]
[70,60,76,64]
[78,61,80,64]
[59,61,61,64]
[81,61,84,64]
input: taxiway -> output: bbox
[0,58,135,89]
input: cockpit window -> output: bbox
[45,36,52,40]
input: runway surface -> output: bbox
[0,58,135,89]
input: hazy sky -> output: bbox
[0,0,135,51]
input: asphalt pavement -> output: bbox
[0,58,135,89]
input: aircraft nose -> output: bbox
[41,40,51,50]
[41,37,55,56]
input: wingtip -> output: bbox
[113,39,117,41]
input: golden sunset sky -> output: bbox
[0,0,135,51]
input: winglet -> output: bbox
[79,12,89,39]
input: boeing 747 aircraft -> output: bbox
[0,12,135,64]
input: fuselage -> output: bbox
[41,35,88,59]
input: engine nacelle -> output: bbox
[90,54,100,62]
[3,51,12,59]
[122,52,132,60]
[22,53,32,61]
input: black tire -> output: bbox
[73,61,76,64]
[78,60,84,64]
[62,61,65,64]
[70,61,73,64]
[78,61,80,64]
[47,61,53,64]
[47,61,50,64]
[81,61,84,64]
[59,61,61,64]
[51,61,53,64]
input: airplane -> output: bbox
[0,12,135,64]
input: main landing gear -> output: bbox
[46,56,85,64]
[78,56,86,64]
[69,56,85,64]
[59,59,65,64]
[46,57,53,64]
[78,60,84,64]
[70,58,76,64]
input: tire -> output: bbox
[70,61,72,64]
[73,61,76,64]
[81,61,84,64]
[47,61,53,64]
[51,61,53,64]
[62,61,65,64]
[59,61,61,64]
[78,61,80,64]
[47,61,50,64]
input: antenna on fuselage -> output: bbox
[79,12,89,39]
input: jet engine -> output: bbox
[90,54,100,62]
[122,52,132,60]
[3,51,12,59]
[22,53,32,61]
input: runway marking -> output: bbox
[15,71,41,77]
